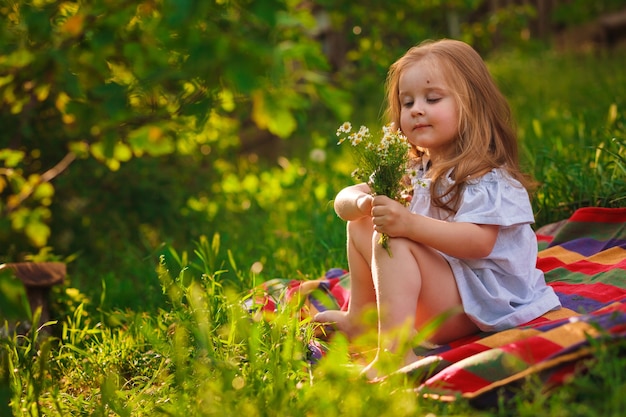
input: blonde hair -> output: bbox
[385,39,533,214]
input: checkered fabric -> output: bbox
[248,207,626,405]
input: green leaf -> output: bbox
[0,74,14,88]
[128,125,174,156]
[25,220,51,248]
[113,142,133,162]
[251,0,282,25]
[0,149,25,167]
[33,182,55,202]
[0,267,32,322]
[0,49,35,68]
[68,141,90,158]
[90,142,106,161]
[252,90,297,138]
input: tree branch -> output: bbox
[5,152,76,213]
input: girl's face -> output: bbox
[398,60,459,161]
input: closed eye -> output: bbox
[426,97,441,104]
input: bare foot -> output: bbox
[361,349,421,381]
[313,310,364,341]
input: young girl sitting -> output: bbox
[314,39,561,378]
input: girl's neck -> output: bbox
[425,149,448,167]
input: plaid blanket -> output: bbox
[249,207,626,405]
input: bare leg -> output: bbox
[314,216,377,340]
[314,222,478,379]
[363,235,478,378]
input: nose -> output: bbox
[410,103,424,116]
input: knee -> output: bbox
[347,216,373,237]
[372,236,429,259]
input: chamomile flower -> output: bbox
[335,122,412,256]
[336,122,353,144]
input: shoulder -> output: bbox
[455,167,535,226]
[466,167,523,188]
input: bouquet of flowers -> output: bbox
[336,122,411,256]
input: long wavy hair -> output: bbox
[385,39,534,214]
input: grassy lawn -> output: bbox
[1,48,625,416]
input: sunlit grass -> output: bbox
[489,49,626,225]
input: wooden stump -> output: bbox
[0,262,66,333]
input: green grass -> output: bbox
[489,48,626,225]
[1,48,626,416]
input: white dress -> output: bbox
[408,165,561,332]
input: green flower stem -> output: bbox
[379,233,393,257]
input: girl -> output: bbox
[314,39,561,377]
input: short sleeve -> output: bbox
[453,169,535,227]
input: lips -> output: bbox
[414,123,430,130]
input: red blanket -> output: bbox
[249,207,626,405]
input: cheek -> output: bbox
[399,112,411,132]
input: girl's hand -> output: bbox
[371,195,411,238]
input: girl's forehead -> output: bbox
[400,59,449,88]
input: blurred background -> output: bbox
[1,0,625,313]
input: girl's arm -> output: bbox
[371,196,498,259]
[405,215,499,259]
[334,183,374,221]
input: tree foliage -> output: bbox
[0,0,347,256]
